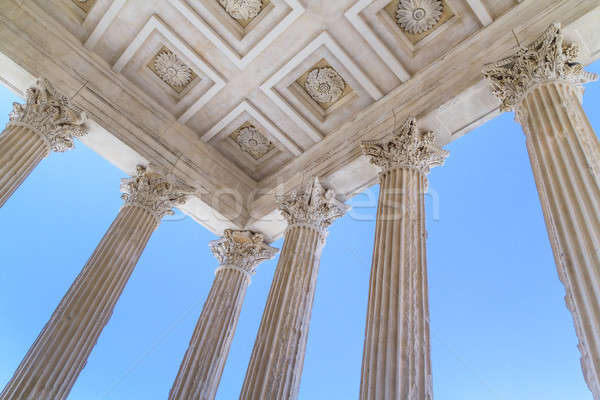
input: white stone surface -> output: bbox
[240,178,349,400]
[526,83,600,398]
[359,117,447,400]
[0,125,48,208]
[169,230,277,400]
[0,1,599,397]
[484,23,600,400]
[0,1,599,241]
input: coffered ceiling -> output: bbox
[31,0,518,163]
[0,0,599,240]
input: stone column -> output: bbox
[0,165,193,400]
[0,78,87,207]
[169,229,278,400]
[239,178,349,400]
[359,117,448,400]
[483,23,600,399]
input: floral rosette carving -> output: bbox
[8,78,88,152]
[210,229,278,273]
[482,23,598,112]
[396,0,443,35]
[361,116,448,174]
[278,177,350,230]
[304,67,346,104]
[219,0,262,21]
[236,126,273,159]
[120,165,195,220]
[153,50,193,88]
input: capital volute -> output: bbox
[278,177,350,232]
[8,78,88,152]
[361,117,448,174]
[120,164,195,221]
[482,23,598,112]
[210,229,278,275]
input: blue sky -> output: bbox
[1,60,599,400]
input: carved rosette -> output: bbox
[210,229,278,274]
[153,50,194,88]
[236,126,273,159]
[304,67,346,104]
[120,165,195,221]
[278,177,350,231]
[8,78,88,153]
[361,116,448,175]
[396,0,443,34]
[482,23,598,112]
[219,0,262,21]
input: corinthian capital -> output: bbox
[278,177,350,230]
[210,230,278,274]
[120,164,195,220]
[8,78,88,152]
[482,23,598,112]
[361,117,448,174]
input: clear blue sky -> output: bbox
[1,60,599,400]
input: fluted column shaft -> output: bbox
[240,177,348,400]
[1,164,194,400]
[0,125,49,207]
[518,80,600,396]
[240,224,325,400]
[360,167,431,400]
[360,116,447,400]
[0,205,158,400]
[170,228,277,400]
[482,23,600,398]
[170,268,250,400]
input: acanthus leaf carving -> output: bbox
[278,177,350,230]
[482,23,598,112]
[8,78,88,153]
[210,229,278,274]
[120,164,195,221]
[361,116,448,174]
